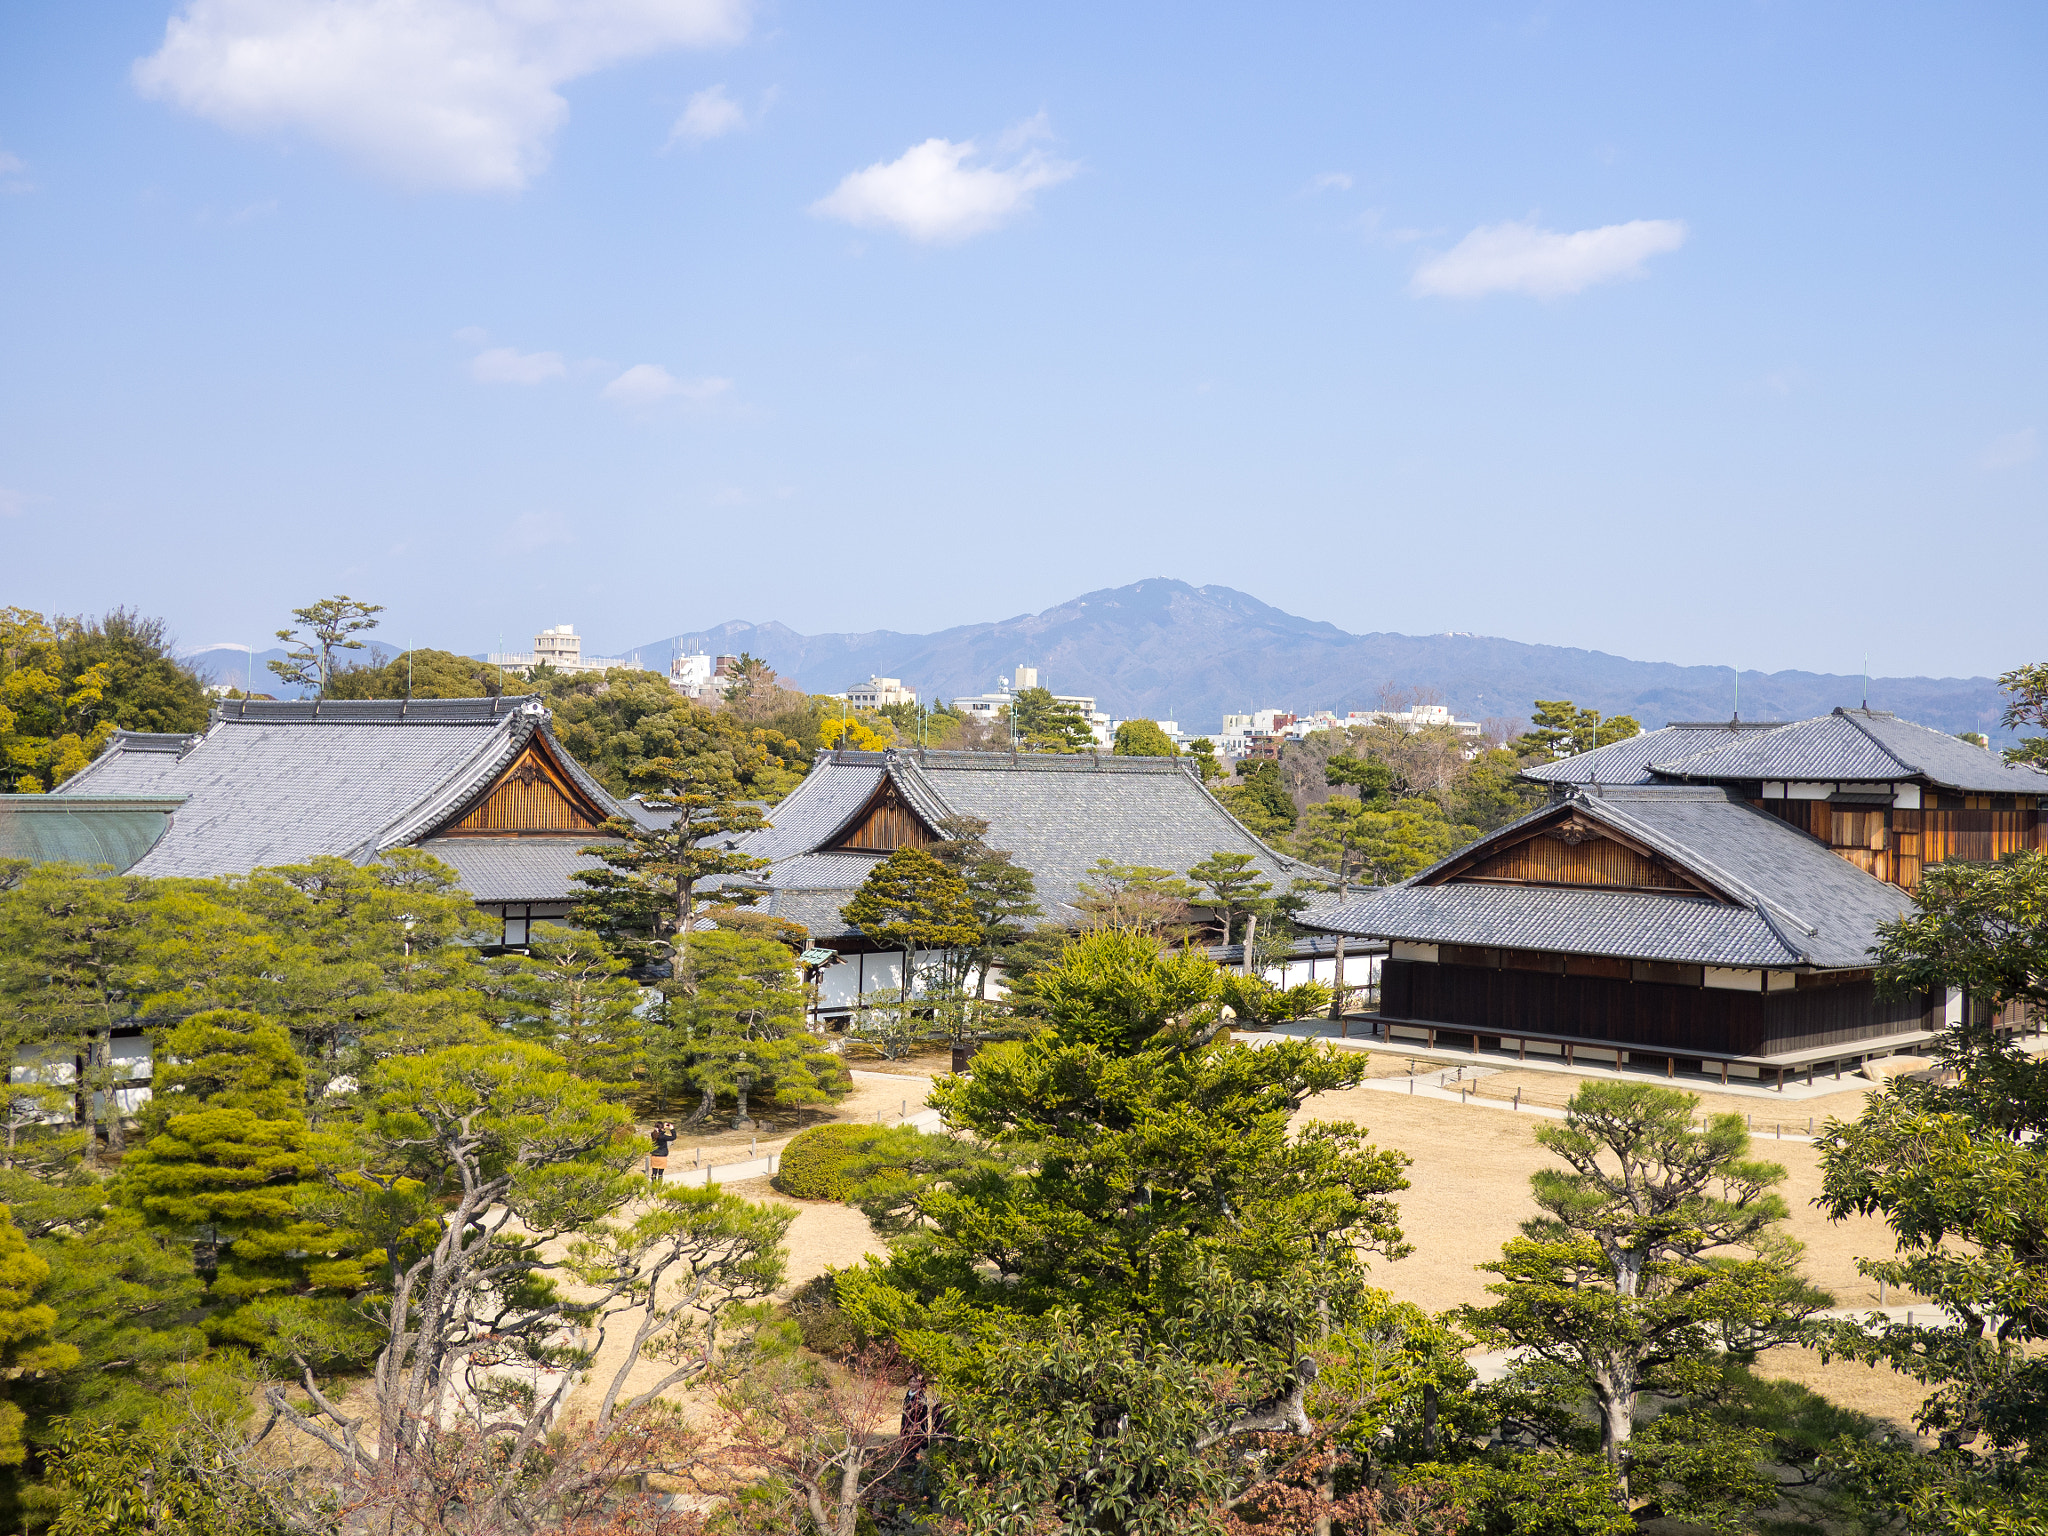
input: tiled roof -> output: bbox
[1311,784,1914,969]
[1648,709,2048,795]
[1522,721,1789,786]
[743,748,1321,940]
[414,837,620,904]
[53,697,629,889]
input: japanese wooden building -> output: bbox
[1314,709,2048,1082]
[53,696,635,944]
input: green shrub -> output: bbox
[772,1123,893,1201]
[1217,973,1332,1027]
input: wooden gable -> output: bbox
[1425,812,1727,899]
[829,776,936,853]
[441,737,611,836]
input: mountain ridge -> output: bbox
[624,579,2016,740]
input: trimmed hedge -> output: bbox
[772,1123,893,1202]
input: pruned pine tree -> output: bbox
[491,922,646,1093]
[840,847,981,1046]
[665,930,842,1129]
[115,1009,366,1346]
[928,815,1040,1001]
[1187,849,1273,947]
[1464,1081,1830,1515]
[573,755,771,977]
[266,595,385,698]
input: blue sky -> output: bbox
[3,2,2043,679]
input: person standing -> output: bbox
[647,1121,674,1182]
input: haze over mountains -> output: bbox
[629,579,2013,739]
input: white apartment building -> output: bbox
[953,666,1113,747]
[487,625,640,678]
[845,676,918,709]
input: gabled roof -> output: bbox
[743,747,1322,939]
[53,698,627,897]
[1522,721,1789,787]
[1646,708,2048,795]
[1311,785,1914,969]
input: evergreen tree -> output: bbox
[116,1010,365,1343]
[1462,1081,1829,1515]
[0,1205,76,1468]
[573,755,771,975]
[1112,719,1177,757]
[927,816,1040,1000]
[1187,849,1274,946]
[663,930,843,1129]
[491,923,645,1093]
[840,847,981,1033]
[1185,736,1225,782]
[1998,660,2048,767]
[265,595,384,698]
[1512,699,1643,762]
[1215,758,1297,838]
[1009,687,1094,752]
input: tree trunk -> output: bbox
[680,1083,716,1127]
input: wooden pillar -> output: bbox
[1566,1043,1575,1069]
[1719,1060,1728,1086]
[1518,1038,1526,1062]
[1427,1027,1435,1050]
[1667,1055,1674,1079]
[1776,1067,1786,1092]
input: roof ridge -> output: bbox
[1831,708,1920,777]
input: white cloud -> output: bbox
[0,150,32,193]
[132,0,751,192]
[667,83,744,146]
[470,345,566,384]
[1307,171,1353,193]
[1411,217,1688,299]
[812,121,1076,243]
[601,363,731,407]
[1982,427,2038,470]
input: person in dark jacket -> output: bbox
[648,1122,675,1182]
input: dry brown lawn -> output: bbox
[1303,1076,1933,1431]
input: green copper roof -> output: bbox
[0,795,185,873]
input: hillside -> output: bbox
[626,579,2015,739]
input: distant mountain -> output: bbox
[624,579,2015,740]
[183,644,297,690]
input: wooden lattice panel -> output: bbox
[1456,824,1699,894]
[448,746,604,834]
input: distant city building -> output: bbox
[488,625,643,678]
[954,666,1112,746]
[846,676,917,709]
[670,650,715,696]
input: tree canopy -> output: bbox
[0,609,208,793]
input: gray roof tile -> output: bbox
[1313,784,1914,969]
[1523,721,1790,786]
[414,837,620,904]
[1649,709,2048,795]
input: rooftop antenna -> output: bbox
[498,633,505,698]
[1732,667,1739,726]
[1862,652,1869,712]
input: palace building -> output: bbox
[51,696,634,944]
[1312,708,2047,1086]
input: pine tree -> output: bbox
[117,1010,366,1341]
[492,923,645,1093]
[840,847,981,1038]
[664,931,843,1130]
[0,1204,77,1468]
[1187,850,1274,946]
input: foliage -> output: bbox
[116,1010,364,1344]
[525,666,809,799]
[0,1206,75,1468]
[836,931,1407,1382]
[658,929,842,1129]
[771,1124,898,1202]
[1512,699,1642,762]
[490,923,645,1094]
[1186,736,1225,782]
[1445,747,1543,835]
[1463,1081,1829,1512]
[1010,686,1096,752]
[928,816,1041,999]
[819,715,891,751]
[324,647,507,700]
[572,752,772,972]
[1218,759,1297,837]
[1816,1027,2048,1482]
[44,1412,287,1536]
[1073,857,1200,937]
[266,595,385,697]
[1324,753,1395,807]
[1296,798,1480,886]
[0,608,189,794]
[1188,849,1280,946]
[1218,972,1332,1027]
[1873,849,2048,1026]
[840,847,981,970]
[1998,661,2048,766]
[1114,719,1179,757]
